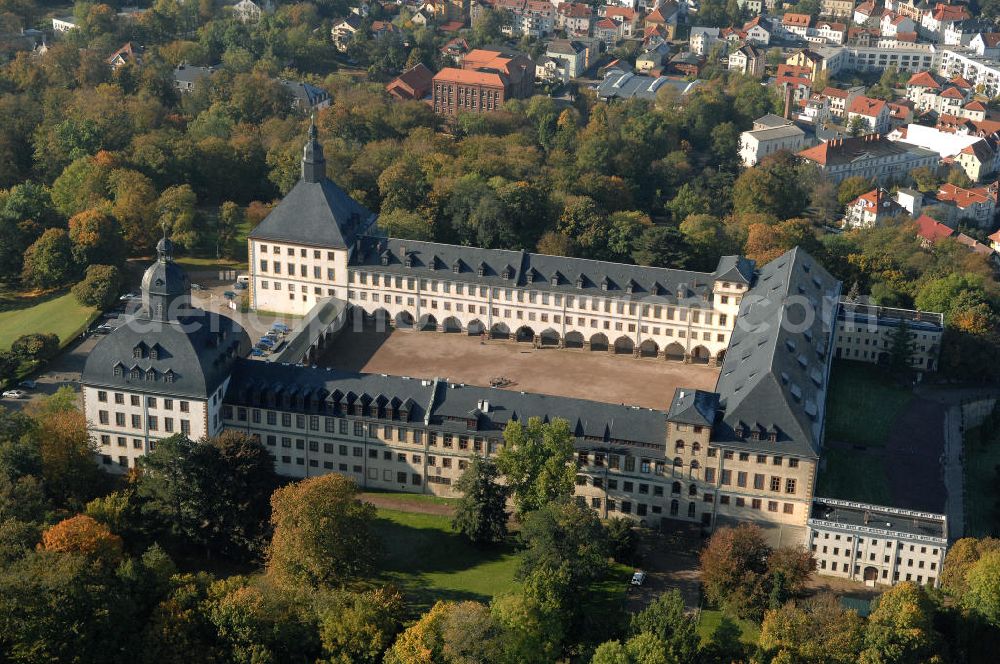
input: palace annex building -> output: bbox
[82,127,948,586]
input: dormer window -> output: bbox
[113,363,124,377]
[404,254,412,268]
[502,266,512,279]
[452,261,461,274]
[600,278,609,291]
[380,253,389,266]
[130,367,142,380]
[164,370,175,383]
[625,280,635,294]
[477,263,486,277]
[526,271,534,284]
[146,368,157,381]
[149,346,159,360]
[575,276,584,288]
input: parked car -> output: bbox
[257,338,275,348]
[94,324,114,335]
[191,283,203,291]
[18,380,36,389]
[2,390,25,399]
[119,292,138,301]
[251,348,267,357]
[272,323,290,334]
[234,282,247,290]
[630,570,646,587]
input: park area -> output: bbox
[0,290,97,351]
[319,325,720,411]
[817,361,947,513]
[962,424,1000,537]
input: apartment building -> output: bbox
[797,135,939,184]
[906,70,976,116]
[808,499,947,587]
[835,301,943,371]
[431,49,535,116]
[842,187,905,229]
[938,48,1000,98]
[739,123,807,167]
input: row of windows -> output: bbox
[258,260,336,281]
[818,559,936,585]
[263,436,471,471]
[258,244,337,260]
[815,544,939,570]
[97,411,191,434]
[96,391,190,412]
[817,531,940,555]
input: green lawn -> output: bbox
[372,508,521,614]
[824,361,914,448]
[0,291,98,351]
[173,256,248,273]
[362,489,459,507]
[963,426,1000,537]
[696,609,760,646]
[816,448,892,505]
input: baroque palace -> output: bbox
[82,127,948,584]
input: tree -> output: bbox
[517,500,609,592]
[632,225,690,268]
[267,473,379,588]
[138,432,276,560]
[72,264,122,309]
[885,319,916,373]
[68,208,127,269]
[629,589,699,664]
[848,116,870,136]
[453,455,509,546]
[494,417,576,516]
[10,332,59,362]
[860,582,942,664]
[700,524,772,620]
[385,600,503,664]
[216,202,243,258]
[838,176,875,208]
[962,550,1000,626]
[941,537,1000,596]
[156,185,199,251]
[315,586,405,664]
[22,228,75,288]
[605,517,638,564]
[40,514,123,565]
[732,152,809,219]
[759,594,864,664]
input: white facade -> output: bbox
[808,499,947,588]
[739,124,806,167]
[250,241,351,317]
[51,16,77,32]
[939,48,1000,99]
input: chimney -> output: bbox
[784,85,795,120]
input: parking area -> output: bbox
[318,325,720,410]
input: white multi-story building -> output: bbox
[249,124,750,364]
[690,27,720,56]
[938,48,1000,99]
[82,238,250,471]
[739,124,807,167]
[843,187,905,228]
[808,499,947,588]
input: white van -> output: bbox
[236,275,250,285]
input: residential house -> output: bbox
[848,96,891,134]
[743,16,771,46]
[51,16,77,32]
[822,85,865,119]
[605,6,641,38]
[371,20,401,39]
[594,18,620,46]
[782,13,812,39]
[785,49,828,83]
[106,42,143,71]
[797,135,939,183]
[881,13,916,39]
[282,81,332,111]
[915,214,957,246]
[889,100,916,129]
[739,122,807,167]
[854,0,878,25]
[546,39,589,78]
[173,64,215,93]
[811,22,847,46]
[921,3,970,38]
[644,2,679,41]
[969,32,1000,58]
[432,48,534,116]
[957,140,997,183]
[690,27,721,56]
[331,16,363,51]
[386,62,435,100]
[933,181,998,227]
[536,56,568,83]
[944,19,985,47]
[410,10,430,25]
[906,70,975,116]
[822,0,854,19]
[637,43,671,73]
[801,94,831,124]
[669,51,704,77]
[843,187,905,228]
[729,44,765,77]
[440,37,469,64]
[938,48,1000,99]
[896,187,924,217]
[557,2,593,35]
[775,65,814,106]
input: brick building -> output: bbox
[432,49,534,116]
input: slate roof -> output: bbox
[225,361,670,448]
[173,64,216,85]
[596,71,701,100]
[712,247,842,458]
[249,177,374,248]
[666,388,718,426]
[351,236,750,305]
[281,80,330,107]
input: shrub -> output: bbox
[72,264,122,309]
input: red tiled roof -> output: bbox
[848,96,887,116]
[979,33,1000,48]
[895,32,918,42]
[594,17,617,29]
[965,100,987,112]
[783,13,811,27]
[433,67,503,86]
[940,86,966,100]
[937,182,997,208]
[439,20,464,32]
[949,75,973,89]
[932,3,970,22]
[821,86,850,98]
[605,6,637,20]
[956,233,993,255]
[914,215,955,243]
[960,139,995,163]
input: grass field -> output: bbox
[372,508,631,623]
[963,425,1000,537]
[173,256,248,273]
[824,361,914,448]
[373,508,521,614]
[0,291,98,351]
[696,609,760,646]
[362,489,458,507]
[816,448,892,505]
